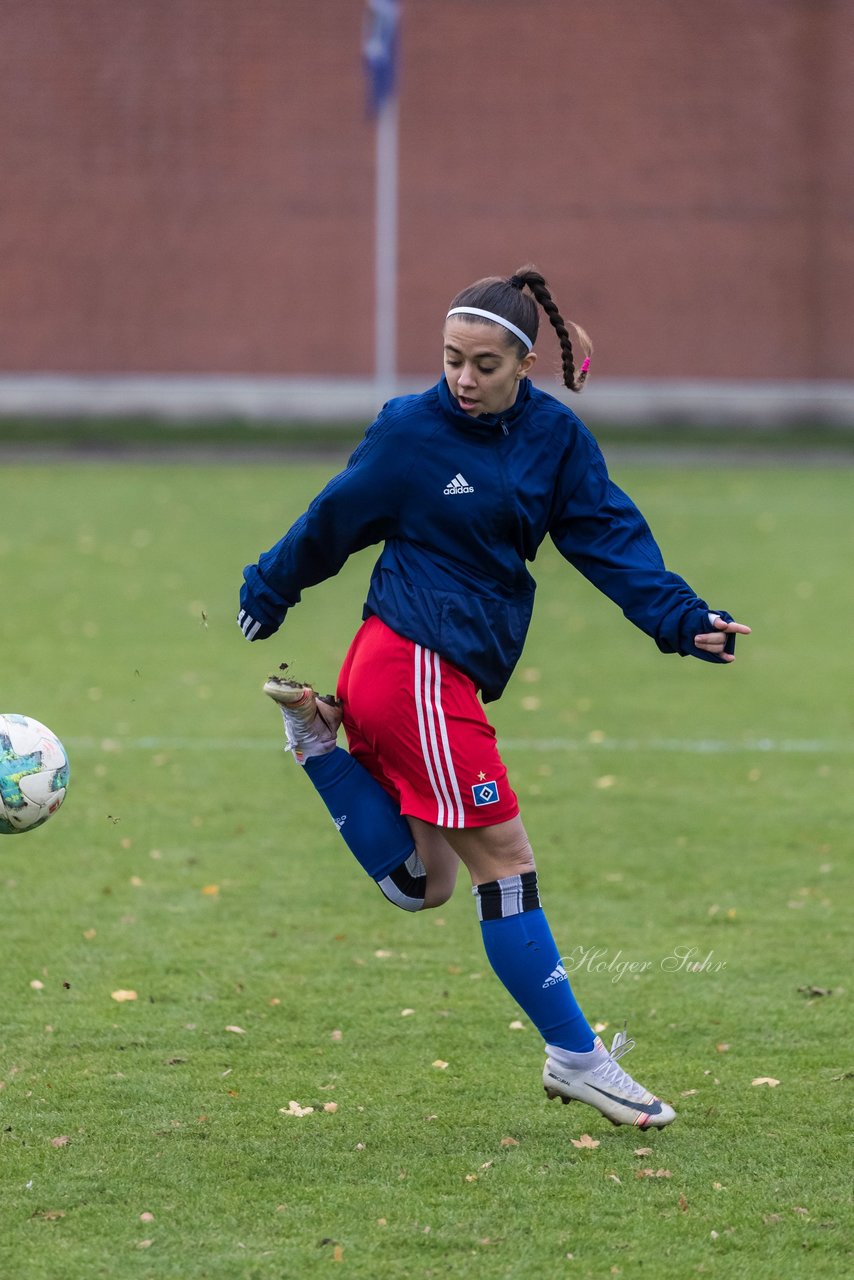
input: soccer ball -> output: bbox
[0,714,70,835]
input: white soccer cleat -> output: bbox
[543,1028,676,1129]
[262,676,342,763]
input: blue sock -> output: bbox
[303,747,415,882]
[475,872,594,1052]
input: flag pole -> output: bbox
[363,0,400,397]
[374,90,398,392]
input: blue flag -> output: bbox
[363,0,399,115]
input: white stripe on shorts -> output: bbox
[414,645,465,828]
[430,657,466,827]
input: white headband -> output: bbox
[446,306,534,352]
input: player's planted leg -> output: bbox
[476,872,675,1128]
[447,820,676,1129]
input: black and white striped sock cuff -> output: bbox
[377,850,427,913]
[473,870,540,922]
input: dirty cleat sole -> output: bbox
[263,676,316,707]
[262,676,343,761]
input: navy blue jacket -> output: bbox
[241,377,733,702]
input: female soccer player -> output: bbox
[238,267,750,1130]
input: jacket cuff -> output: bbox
[240,566,290,629]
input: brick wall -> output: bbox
[1,0,851,379]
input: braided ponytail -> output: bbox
[447,267,592,393]
[510,265,592,392]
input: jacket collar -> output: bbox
[437,375,532,433]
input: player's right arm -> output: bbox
[238,414,403,641]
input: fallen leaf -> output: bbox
[791,1206,809,1216]
[401,1008,415,1017]
[201,884,219,896]
[50,1136,70,1148]
[30,979,45,990]
[374,950,392,959]
[354,1142,365,1150]
[83,929,96,940]
[500,1137,519,1147]
[593,1021,609,1033]
[710,1230,719,1240]
[225,1025,246,1035]
[635,1168,672,1179]
[681,1089,699,1097]
[480,1160,494,1170]
[129,874,142,885]
[332,1245,344,1262]
[136,1239,153,1250]
[139,1212,155,1223]
[111,989,138,1002]
[633,1147,654,1157]
[377,1218,387,1226]
[763,1213,782,1224]
[798,985,831,998]
[279,1101,314,1117]
[570,1134,600,1149]
[432,1059,449,1070]
[464,1174,478,1183]
[508,1020,525,1031]
[607,1173,622,1184]
[713,1182,726,1190]
[751,1077,780,1087]
[678,1194,689,1212]
[323,1102,338,1113]
[330,1029,343,1042]
[32,1209,65,1220]
[715,1043,730,1053]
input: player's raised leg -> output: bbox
[263,677,455,911]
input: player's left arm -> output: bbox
[549,432,751,664]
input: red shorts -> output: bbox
[336,616,519,830]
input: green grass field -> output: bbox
[1,456,851,1279]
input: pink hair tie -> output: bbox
[580,357,591,375]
